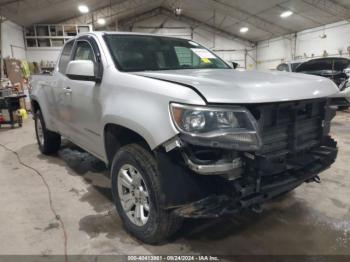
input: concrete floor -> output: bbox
[0,112,349,256]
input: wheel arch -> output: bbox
[103,123,153,167]
[31,99,41,114]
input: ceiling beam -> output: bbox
[276,3,323,26]
[210,0,293,36]
[302,0,350,20]
[60,0,161,26]
[119,7,255,45]
[118,7,163,28]
[0,0,22,7]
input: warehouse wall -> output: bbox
[257,20,350,71]
[25,14,257,69]
[1,20,26,60]
[26,48,61,64]
[0,20,60,64]
[126,14,256,69]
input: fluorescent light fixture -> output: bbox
[78,4,89,13]
[240,27,249,33]
[280,10,293,18]
[174,7,182,16]
[97,18,106,25]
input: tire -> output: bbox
[34,110,61,154]
[111,144,182,244]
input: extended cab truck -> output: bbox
[30,32,339,244]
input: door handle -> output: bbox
[63,86,72,94]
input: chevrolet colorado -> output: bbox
[30,32,339,244]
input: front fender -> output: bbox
[102,114,157,148]
[100,70,206,150]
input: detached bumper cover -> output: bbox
[157,99,338,218]
[174,145,338,218]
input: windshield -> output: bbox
[296,58,350,73]
[104,34,230,72]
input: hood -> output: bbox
[133,69,339,104]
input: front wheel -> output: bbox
[34,110,61,154]
[111,144,182,244]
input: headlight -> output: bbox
[170,103,261,150]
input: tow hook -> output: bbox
[251,204,263,214]
[306,175,321,184]
[313,175,321,183]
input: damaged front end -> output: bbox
[156,99,338,218]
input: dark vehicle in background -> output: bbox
[295,57,350,110]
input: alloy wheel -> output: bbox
[117,164,150,226]
[36,117,44,147]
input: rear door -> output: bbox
[52,40,75,136]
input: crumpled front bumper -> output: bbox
[157,99,338,218]
[173,145,338,218]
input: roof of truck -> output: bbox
[75,31,189,39]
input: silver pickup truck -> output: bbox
[30,32,339,244]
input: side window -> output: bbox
[58,40,74,73]
[73,41,96,62]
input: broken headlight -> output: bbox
[170,103,261,150]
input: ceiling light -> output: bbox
[240,27,249,33]
[97,18,106,25]
[174,8,182,16]
[280,10,293,18]
[78,4,89,13]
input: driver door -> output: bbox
[65,38,104,159]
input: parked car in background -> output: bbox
[30,32,339,244]
[276,61,304,72]
[295,57,350,110]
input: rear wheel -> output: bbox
[111,144,182,244]
[34,110,61,154]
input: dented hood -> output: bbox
[134,69,339,104]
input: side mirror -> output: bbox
[232,62,239,69]
[66,60,96,81]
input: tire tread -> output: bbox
[111,143,182,244]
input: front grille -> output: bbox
[248,99,327,158]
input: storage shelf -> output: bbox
[25,24,92,48]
